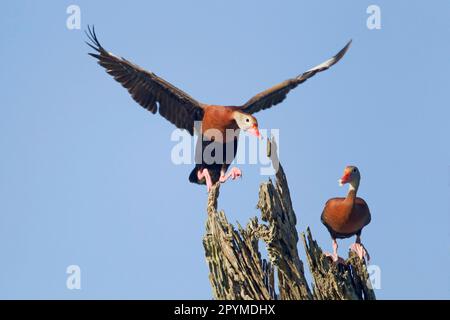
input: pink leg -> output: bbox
[197,168,213,192]
[219,167,242,183]
[350,235,370,262]
[324,239,345,264]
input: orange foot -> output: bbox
[219,167,242,183]
[197,168,213,192]
[350,243,370,262]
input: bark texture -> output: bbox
[203,138,376,300]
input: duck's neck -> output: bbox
[345,181,359,201]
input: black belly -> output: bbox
[189,138,239,185]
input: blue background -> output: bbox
[0,1,449,299]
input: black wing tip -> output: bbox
[338,39,352,58]
[85,24,103,53]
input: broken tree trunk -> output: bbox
[203,138,376,300]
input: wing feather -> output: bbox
[86,25,204,135]
[241,40,352,114]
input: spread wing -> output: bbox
[240,40,352,114]
[86,26,204,135]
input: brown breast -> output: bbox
[201,105,239,142]
[322,197,371,235]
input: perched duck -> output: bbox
[86,26,351,192]
[321,166,371,262]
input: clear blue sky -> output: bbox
[0,1,449,299]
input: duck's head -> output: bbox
[233,111,261,138]
[339,165,361,190]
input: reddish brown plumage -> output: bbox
[188,105,246,186]
[321,189,371,239]
[321,166,371,261]
[86,25,350,137]
[201,106,240,141]
[86,25,351,189]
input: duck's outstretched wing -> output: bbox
[86,25,204,135]
[240,40,352,115]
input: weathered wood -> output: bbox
[203,137,376,300]
[301,228,376,300]
[203,184,276,300]
[256,138,312,300]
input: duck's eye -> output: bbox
[353,168,357,173]
[246,118,250,123]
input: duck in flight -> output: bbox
[321,166,371,262]
[86,26,351,192]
